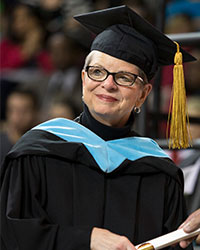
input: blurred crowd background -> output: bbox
[0,0,200,221]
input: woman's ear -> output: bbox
[81,70,86,86]
[137,83,152,107]
[143,83,152,99]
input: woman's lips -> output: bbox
[96,94,118,102]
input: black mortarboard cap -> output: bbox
[74,5,196,80]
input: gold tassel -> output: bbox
[167,41,192,149]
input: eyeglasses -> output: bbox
[85,66,144,86]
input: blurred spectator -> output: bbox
[46,94,77,120]
[35,0,93,38]
[42,32,88,119]
[0,0,9,39]
[0,87,40,164]
[62,0,92,33]
[61,0,94,49]
[93,0,110,10]
[122,0,152,22]
[39,0,63,10]
[0,79,19,121]
[187,96,200,140]
[37,0,64,35]
[166,0,200,31]
[0,2,53,74]
[185,47,200,96]
[165,13,196,34]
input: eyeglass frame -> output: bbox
[85,65,144,86]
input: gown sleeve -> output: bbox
[0,155,92,250]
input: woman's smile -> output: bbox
[96,94,118,103]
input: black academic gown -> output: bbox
[0,107,192,250]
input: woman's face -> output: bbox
[12,5,38,37]
[82,51,152,127]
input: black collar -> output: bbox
[76,104,138,141]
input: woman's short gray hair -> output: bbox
[83,51,95,70]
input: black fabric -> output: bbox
[0,132,13,164]
[91,24,158,80]
[0,127,191,250]
[76,103,138,141]
[74,5,196,80]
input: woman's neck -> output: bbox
[79,104,136,141]
[88,110,130,128]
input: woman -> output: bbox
[0,3,53,73]
[0,5,196,250]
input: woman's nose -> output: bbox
[101,75,118,90]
